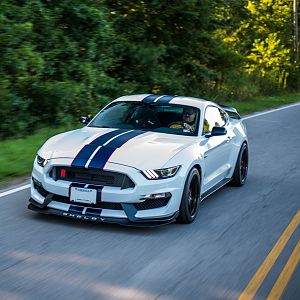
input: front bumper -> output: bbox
[28,199,178,227]
[29,157,185,226]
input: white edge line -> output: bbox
[0,184,31,198]
[242,102,300,120]
[2,101,300,198]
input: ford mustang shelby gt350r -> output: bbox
[28,94,248,226]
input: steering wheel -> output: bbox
[129,110,161,129]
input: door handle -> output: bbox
[204,154,208,158]
[226,136,232,142]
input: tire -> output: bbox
[231,143,249,187]
[177,168,201,224]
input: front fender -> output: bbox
[162,143,205,193]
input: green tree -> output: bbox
[227,0,295,90]
[0,0,117,138]
[105,0,242,97]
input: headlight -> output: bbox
[142,166,180,180]
[37,155,48,167]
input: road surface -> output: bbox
[0,104,299,300]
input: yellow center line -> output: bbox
[238,210,300,300]
[266,239,300,300]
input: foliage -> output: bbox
[0,0,299,139]
[0,0,116,138]
[226,0,296,90]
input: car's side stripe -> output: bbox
[88,130,145,169]
[142,94,162,103]
[71,129,129,167]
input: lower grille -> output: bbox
[50,194,122,210]
[33,179,48,197]
[33,179,169,211]
[53,167,135,189]
[134,198,170,210]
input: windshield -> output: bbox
[89,101,200,136]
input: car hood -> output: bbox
[40,127,195,170]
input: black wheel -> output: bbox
[177,168,201,224]
[231,143,249,187]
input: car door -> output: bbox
[201,106,234,192]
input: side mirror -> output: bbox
[79,116,91,125]
[211,126,227,136]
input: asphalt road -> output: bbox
[0,104,300,300]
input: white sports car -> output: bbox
[28,94,248,226]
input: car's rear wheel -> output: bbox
[231,143,248,187]
[177,168,201,224]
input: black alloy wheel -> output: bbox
[231,143,249,187]
[177,168,201,224]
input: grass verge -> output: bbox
[0,127,75,183]
[224,92,300,115]
[0,92,300,184]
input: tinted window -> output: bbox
[203,106,227,134]
[89,101,201,136]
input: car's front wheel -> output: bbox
[231,143,249,186]
[177,168,201,224]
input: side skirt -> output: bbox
[201,178,232,201]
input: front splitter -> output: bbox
[28,201,178,227]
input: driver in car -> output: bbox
[169,107,196,132]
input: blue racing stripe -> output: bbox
[142,94,162,103]
[90,129,128,146]
[71,129,129,167]
[88,130,145,169]
[156,95,177,103]
[71,145,98,167]
[88,185,103,202]
[108,130,144,148]
[85,207,101,216]
[70,182,85,188]
[88,147,115,169]
[69,205,84,214]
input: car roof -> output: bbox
[112,94,215,110]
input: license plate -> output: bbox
[70,187,97,204]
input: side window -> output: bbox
[219,109,228,124]
[203,106,227,134]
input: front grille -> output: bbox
[53,167,135,189]
[134,198,170,210]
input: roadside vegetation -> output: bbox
[0,127,74,182]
